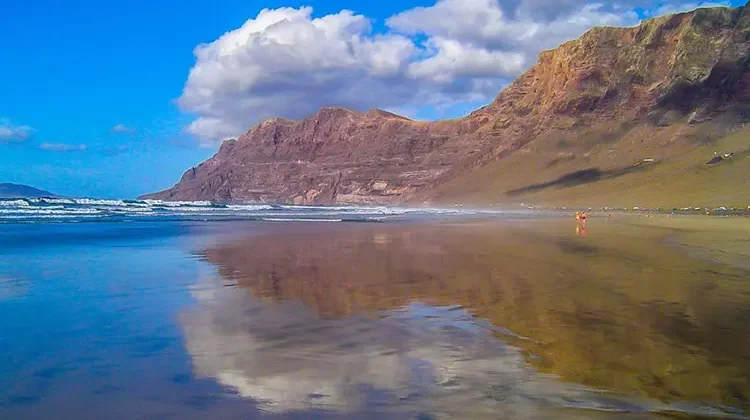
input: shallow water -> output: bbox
[0,197,514,223]
[0,216,748,419]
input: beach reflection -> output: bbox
[181,287,627,418]
[184,219,750,416]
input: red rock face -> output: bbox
[143,5,750,204]
[147,109,475,204]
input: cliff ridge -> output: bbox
[144,4,750,207]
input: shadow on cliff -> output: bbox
[505,164,651,197]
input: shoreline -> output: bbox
[512,204,750,217]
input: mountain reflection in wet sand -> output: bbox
[187,217,750,418]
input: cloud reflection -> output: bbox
[181,274,673,418]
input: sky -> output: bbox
[0,0,744,198]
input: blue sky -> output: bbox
[0,0,743,198]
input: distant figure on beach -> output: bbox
[575,211,588,236]
[575,211,587,226]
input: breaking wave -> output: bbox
[0,197,514,223]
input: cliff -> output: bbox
[144,4,750,207]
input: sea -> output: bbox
[1,198,749,419]
[0,197,512,224]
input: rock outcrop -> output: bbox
[144,4,750,206]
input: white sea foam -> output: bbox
[73,198,127,206]
[153,206,220,212]
[0,208,102,215]
[38,198,76,205]
[0,215,105,220]
[226,204,275,211]
[120,201,150,207]
[106,207,154,213]
[0,200,31,207]
[0,198,512,223]
[144,200,214,207]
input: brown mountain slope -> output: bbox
[144,4,750,207]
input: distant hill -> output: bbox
[0,183,59,198]
[144,4,750,208]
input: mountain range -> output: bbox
[144,4,750,208]
[0,183,58,199]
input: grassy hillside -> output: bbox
[418,5,750,210]
[425,119,750,209]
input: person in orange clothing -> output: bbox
[575,211,588,236]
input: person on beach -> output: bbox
[575,211,588,236]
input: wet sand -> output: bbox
[1,215,748,419]
[188,215,750,417]
[626,214,750,271]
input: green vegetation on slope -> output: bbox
[420,5,750,209]
[427,120,750,209]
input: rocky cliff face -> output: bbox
[147,108,478,204]
[144,4,750,205]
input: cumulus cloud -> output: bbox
[178,1,734,143]
[39,143,88,152]
[111,123,135,133]
[389,0,635,84]
[179,7,420,141]
[0,119,33,143]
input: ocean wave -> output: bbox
[122,200,150,207]
[150,206,223,212]
[0,208,102,215]
[0,214,105,219]
[143,200,214,207]
[73,198,129,206]
[106,207,154,213]
[37,198,76,205]
[0,199,31,207]
[226,204,275,211]
[0,198,513,224]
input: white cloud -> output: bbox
[0,119,33,142]
[178,1,734,143]
[111,123,135,133]
[39,143,88,152]
[652,1,729,16]
[179,7,420,141]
